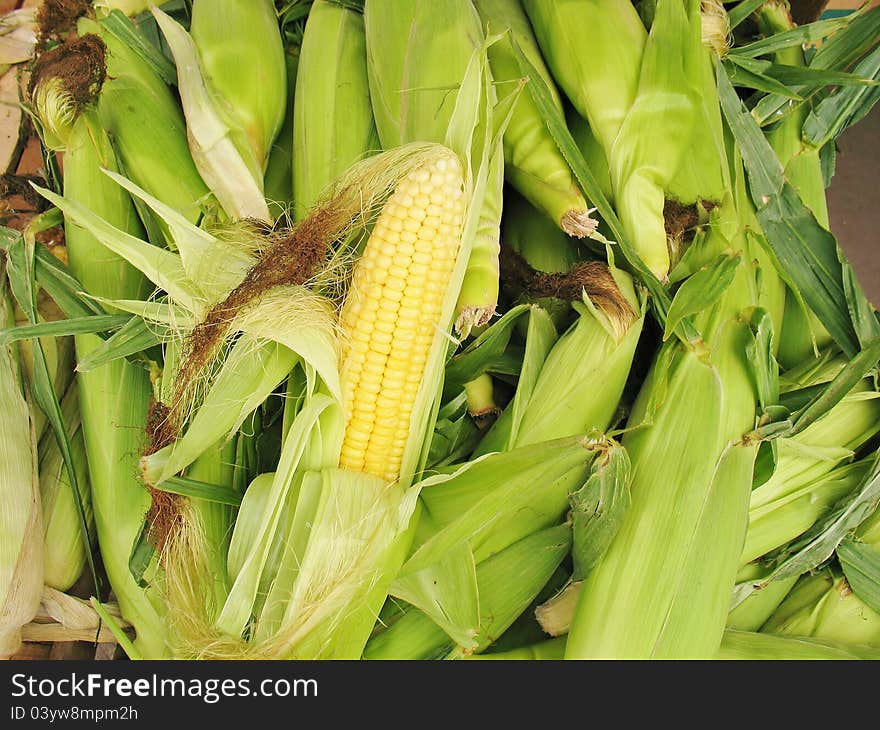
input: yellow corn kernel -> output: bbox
[339,151,465,482]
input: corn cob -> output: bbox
[364,0,503,333]
[338,150,466,481]
[0,262,41,659]
[293,0,379,218]
[473,0,595,236]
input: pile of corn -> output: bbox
[1,0,879,661]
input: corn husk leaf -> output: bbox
[718,61,879,358]
[719,629,880,660]
[837,539,880,615]
[151,7,270,222]
[0,262,41,658]
[570,440,631,580]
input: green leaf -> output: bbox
[101,9,179,86]
[819,141,837,188]
[737,449,880,604]
[0,315,131,345]
[152,475,242,506]
[732,16,856,59]
[745,307,779,412]
[426,392,482,469]
[752,6,880,126]
[5,229,103,600]
[789,337,880,437]
[506,307,557,449]
[128,519,156,590]
[728,0,765,31]
[663,252,741,341]
[837,538,880,615]
[76,316,162,372]
[842,258,880,350]
[718,62,859,357]
[803,45,880,149]
[723,57,801,98]
[570,440,631,581]
[443,304,531,395]
[391,542,479,649]
[766,63,879,90]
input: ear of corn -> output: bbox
[0,263,41,659]
[476,270,642,455]
[58,112,166,658]
[293,0,379,218]
[364,0,504,333]
[38,387,92,592]
[522,0,646,159]
[567,109,613,204]
[762,568,880,648]
[152,7,271,222]
[745,458,873,567]
[76,16,210,228]
[606,0,702,279]
[473,0,594,236]
[190,0,287,172]
[365,523,571,659]
[566,199,763,657]
[338,149,466,483]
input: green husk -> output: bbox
[76,16,210,228]
[565,196,766,658]
[726,562,798,632]
[152,6,272,222]
[59,112,166,658]
[0,262,41,658]
[466,636,567,660]
[475,270,642,456]
[762,568,880,647]
[364,0,504,333]
[474,0,594,236]
[718,629,880,660]
[293,0,379,218]
[264,49,298,218]
[38,388,92,592]
[522,0,645,159]
[365,524,572,659]
[191,0,287,172]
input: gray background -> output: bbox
[829,106,878,305]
